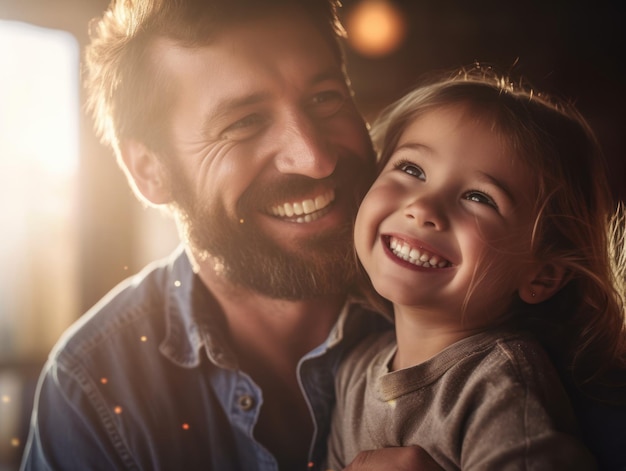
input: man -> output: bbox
[21,0,439,469]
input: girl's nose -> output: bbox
[404,194,448,231]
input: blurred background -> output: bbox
[0,0,624,468]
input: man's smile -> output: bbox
[268,189,335,223]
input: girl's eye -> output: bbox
[395,161,426,180]
[464,191,498,209]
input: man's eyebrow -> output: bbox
[202,68,346,133]
[204,92,269,128]
[309,68,346,85]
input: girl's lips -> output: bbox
[382,235,453,269]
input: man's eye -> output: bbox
[464,191,498,209]
[221,114,266,140]
[395,161,425,180]
[308,90,346,118]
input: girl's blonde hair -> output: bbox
[369,65,626,392]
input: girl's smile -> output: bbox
[355,102,538,331]
[383,234,453,270]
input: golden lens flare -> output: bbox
[345,0,407,57]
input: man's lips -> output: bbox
[384,235,452,268]
[267,189,335,223]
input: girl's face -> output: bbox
[356,104,539,330]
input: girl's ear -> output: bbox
[119,139,172,205]
[518,262,569,304]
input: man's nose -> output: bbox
[273,114,338,179]
[404,193,449,231]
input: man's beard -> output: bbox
[169,158,375,300]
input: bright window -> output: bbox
[0,20,80,361]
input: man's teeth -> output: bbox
[269,189,334,223]
[389,237,450,268]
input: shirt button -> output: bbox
[238,395,255,411]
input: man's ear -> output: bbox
[518,262,569,304]
[119,139,171,205]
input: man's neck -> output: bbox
[197,266,346,469]
[199,271,344,362]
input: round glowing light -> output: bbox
[1,395,10,403]
[140,336,148,342]
[100,378,108,384]
[345,0,407,57]
[114,406,123,414]
[11,438,20,447]
[182,423,190,430]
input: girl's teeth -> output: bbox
[388,237,450,268]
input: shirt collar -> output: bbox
[158,247,234,368]
[158,248,390,369]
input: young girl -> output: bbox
[326,67,626,470]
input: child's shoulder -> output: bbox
[462,329,561,388]
[492,330,554,368]
[445,331,572,423]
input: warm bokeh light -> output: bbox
[345,0,407,57]
[0,372,21,462]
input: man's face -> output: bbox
[153,9,375,299]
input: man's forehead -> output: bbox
[146,17,347,134]
[150,8,337,58]
[149,15,343,93]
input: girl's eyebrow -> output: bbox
[394,142,432,156]
[397,142,428,151]
[395,142,518,205]
[476,171,517,205]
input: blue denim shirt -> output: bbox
[21,247,390,471]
